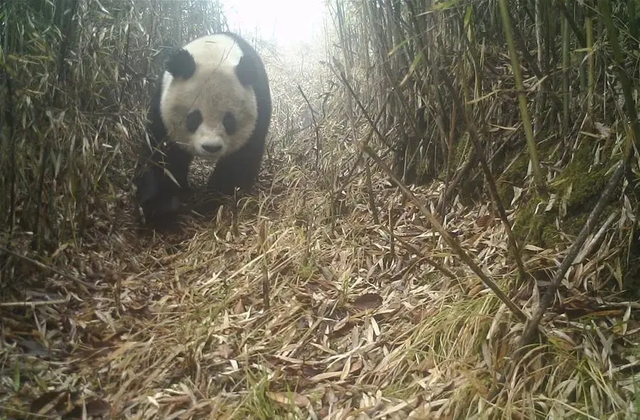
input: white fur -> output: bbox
[159,34,259,160]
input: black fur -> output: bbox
[207,32,272,197]
[235,55,259,86]
[134,32,272,225]
[166,49,196,79]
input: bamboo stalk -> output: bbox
[519,0,640,349]
[586,4,595,116]
[498,0,546,195]
[441,69,528,284]
[562,2,571,136]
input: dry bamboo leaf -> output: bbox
[4,5,636,418]
[511,186,523,206]
[311,371,343,382]
[523,244,544,252]
[468,283,485,297]
[266,391,311,407]
[340,356,351,380]
[370,316,380,336]
[334,314,350,332]
[234,298,245,314]
[475,214,493,228]
[29,391,73,416]
[350,357,363,374]
[147,396,160,408]
[353,293,383,310]
[64,398,111,419]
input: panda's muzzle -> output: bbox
[202,144,223,154]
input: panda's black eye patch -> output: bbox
[223,112,237,135]
[185,110,202,133]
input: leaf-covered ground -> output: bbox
[2,34,640,420]
[3,140,639,419]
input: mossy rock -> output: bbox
[514,139,617,248]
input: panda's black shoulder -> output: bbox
[218,32,260,58]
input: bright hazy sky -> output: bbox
[221,0,327,47]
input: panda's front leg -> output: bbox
[206,139,264,198]
[164,142,194,196]
[136,143,193,223]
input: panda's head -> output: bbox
[159,34,261,159]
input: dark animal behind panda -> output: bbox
[134,32,272,225]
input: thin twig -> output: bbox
[332,56,394,151]
[518,159,628,348]
[0,297,70,308]
[0,246,99,291]
[365,159,379,224]
[393,234,457,280]
[439,69,528,284]
[4,64,16,240]
[260,221,270,311]
[297,85,322,169]
[518,0,640,349]
[361,144,527,322]
[437,102,457,222]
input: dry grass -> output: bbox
[2,1,640,419]
[3,56,639,418]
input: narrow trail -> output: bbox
[2,85,615,416]
[2,79,633,418]
[3,12,637,417]
[23,148,515,418]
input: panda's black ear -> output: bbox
[166,49,196,79]
[235,55,258,86]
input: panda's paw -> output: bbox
[140,194,182,224]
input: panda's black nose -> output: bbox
[202,144,222,154]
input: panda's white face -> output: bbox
[159,35,259,160]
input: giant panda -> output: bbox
[134,32,272,224]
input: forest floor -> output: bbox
[1,49,638,420]
[2,148,531,419]
[6,143,635,419]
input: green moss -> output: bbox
[298,264,314,279]
[514,139,614,248]
[415,157,430,181]
[453,134,471,167]
[555,167,608,208]
[498,152,530,204]
[514,197,554,246]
